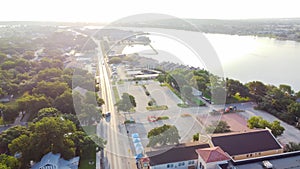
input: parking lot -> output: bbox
[116,80,300,148]
[116,80,212,147]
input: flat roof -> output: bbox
[232,153,300,169]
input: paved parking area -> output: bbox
[116,81,300,147]
[146,81,182,109]
[118,81,150,112]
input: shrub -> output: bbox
[157,116,169,120]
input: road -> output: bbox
[94,39,135,169]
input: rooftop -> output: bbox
[211,130,282,156]
[146,143,210,166]
[196,146,231,163]
[231,151,300,169]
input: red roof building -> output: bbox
[196,147,230,169]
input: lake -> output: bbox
[121,28,300,91]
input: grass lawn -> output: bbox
[157,116,169,120]
[78,148,96,169]
[192,97,206,106]
[82,125,96,135]
[177,103,190,108]
[112,86,120,102]
[146,105,168,111]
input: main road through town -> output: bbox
[94,38,135,169]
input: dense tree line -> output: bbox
[0,116,105,169]
[156,69,226,105]
[156,68,300,129]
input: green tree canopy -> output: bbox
[33,107,61,122]
[32,81,69,99]
[54,90,75,114]
[16,93,50,118]
[0,154,19,169]
[247,116,285,137]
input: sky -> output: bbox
[1,0,300,23]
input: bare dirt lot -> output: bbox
[197,112,251,132]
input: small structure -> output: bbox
[30,152,80,169]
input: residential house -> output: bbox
[30,152,80,169]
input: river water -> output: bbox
[121,29,300,91]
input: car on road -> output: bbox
[104,112,111,118]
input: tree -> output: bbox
[0,154,19,169]
[288,102,300,118]
[206,121,231,133]
[226,78,249,98]
[22,51,35,60]
[0,163,10,169]
[270,120,285,137]
[247,116,285,137]
[8,134,31,168]
[36,68,62,82]
[147,124,180,147]
[193,133,199,141]
[33,107,60,122]
[16,93,50,118]
[279,84,292,95]
[156,74,166,84]
[0,125,29,153]
[54,90,75,114]
[246,81,267,102]
[190,76,207,93]
[116,93,136,112]
[247,116,263,129]
[32,81,69,99]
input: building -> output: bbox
[211,129,284,161]
[141,143,210,169]
[196,146,231,169]
[229,151,300,169]
[31,152,80,169]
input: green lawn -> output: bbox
[112,86,120,102]
[78,148,96,169]
[146,105,168,111]
[157,116,169,120]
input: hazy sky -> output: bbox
[1,0,299,22]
